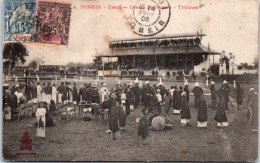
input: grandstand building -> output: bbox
[97,32,220,75]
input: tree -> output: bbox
[28,60,38,72]
[3,42,29,75]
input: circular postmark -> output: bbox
[7,2,36,42]
[129,0,171,36]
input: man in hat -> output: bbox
[192,82,204,108]
[133,81,141,109]
[221,80,230,110]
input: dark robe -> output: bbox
[125,92,131,116]
[184,86,190,103]
[192,86,204,108]
[143,85,152,107]
[133,85,141,108]
[236,87,244,105]
[31,86,37,99]
[221,84,230,110]
[175,90,182,111]
[119,107,126,128]
[164,96,171,114]
[45,85,52,95]
[25,85,32,101]
[62,85,68,101]
[198,98,208,122]
[72,86,79,102]
[138,115,148,138]
[109,106,120,132]
[91,89,100,103]
[180,97,191,119]
[82,87,91,102]
[214,98,228,122]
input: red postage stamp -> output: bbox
[34,1,72,45]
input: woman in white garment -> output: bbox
[36,102,47,138]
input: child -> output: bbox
[138,108,148,146]
[36,102,47,138]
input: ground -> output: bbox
[2,78,258,161]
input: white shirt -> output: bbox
[169,89,175,96]
[156,93,162,102]
[37,85,42,94]
[52,86,57,95]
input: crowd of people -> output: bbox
[3,78,258,144]
[109,37,201,49]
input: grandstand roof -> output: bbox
[97,44,220,57]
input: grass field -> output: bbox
[2,78,258,161]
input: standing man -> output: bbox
[72,82,79,105]
[133,81,141,109]
[57,82,65,104]
[192,82,204,108]
[221,80,230,110]
[184,82,190,103]
[236,83,244,111]
[210,81,217,109]
[143,81,152,108]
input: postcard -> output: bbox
[2,0,259,161]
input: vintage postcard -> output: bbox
[2,0,259,161]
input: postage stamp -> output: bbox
[4,0,36,42]
[129,0,171,36]
[34,1,72,45]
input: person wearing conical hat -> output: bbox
[192,82,204,108]
[210,81,217,109]
[221,80,230,110]
[180,92,192,126]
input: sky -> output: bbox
[12,0,259,65]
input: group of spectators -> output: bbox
[109,37,202,49]
[3,78,258,141]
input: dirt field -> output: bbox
[2,78,258,161]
